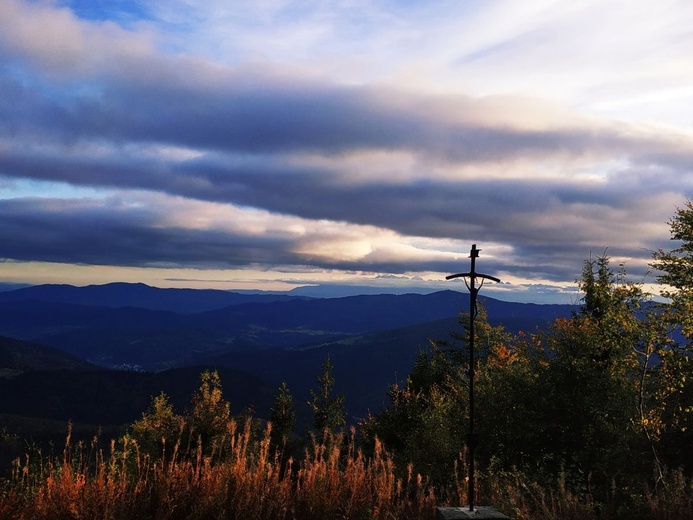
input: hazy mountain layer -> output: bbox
[0,283,576,430]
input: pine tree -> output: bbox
[308,356,345,433]
[189,370,230,450]
[270,381,296,451]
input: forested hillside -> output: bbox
[0,287,574,427]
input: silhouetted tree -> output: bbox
[270,381,296,453]
[308,356,345,433]
[528,253,662,497]
[360,341,468,490]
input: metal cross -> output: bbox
[446,244,500,512]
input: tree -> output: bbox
[476,330,543,474]
[651,199,693,342]
[578,253,644,366]
[580,252,616,321]
[530,254,652,494]
[649,200,693,470]
[361,307,518,491]
[360,342,468,490]
[269,381,296,453]
[131,391,183,458]
[307,356,345,433]
[188,369,231,451]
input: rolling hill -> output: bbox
[0,282,301,313]
[0,285,575,370]
[0,283,576,429]
[0,335,97,374]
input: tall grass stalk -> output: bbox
[0,421,437,520]
[2,421,692,519]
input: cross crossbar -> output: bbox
[446,272,501,283]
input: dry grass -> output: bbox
[643,468,693,520]
[0,422,437,520]
[1,422,692,520]
[477,465,693,520]
[482,469,599,520]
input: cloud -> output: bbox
[0,0,157,78]
[0,64,687,286]
[4,59,686,164]
[0,192,470,273]
[0,0,691,301]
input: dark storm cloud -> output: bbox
[0,196,510,277]
[0,68,669,163]
[0,182,661,286]
[0,198,301,268]
[0,141,671,248]
[0,127,682,285]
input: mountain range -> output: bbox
[0,283,577,435]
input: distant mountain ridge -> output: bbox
[0,282,577,427]
[0,284,576,370]
[0,282,304,313]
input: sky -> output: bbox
[1,0,692,303]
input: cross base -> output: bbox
[437,506,511,519]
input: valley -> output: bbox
[0,283,575,435]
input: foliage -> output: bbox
[475,331,544,474]
[188,369,231,453]
[361,307,520,493]
[130,391,183,458]
[270,381,296,454]
[651,198,693,341]
[361,342,467,492]
[649,200,693,471]
[307,356,346,433]
[5,392,693,519]
[129,370,233,460]
[363,252,673,509]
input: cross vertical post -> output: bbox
[446,244,500,512]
